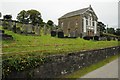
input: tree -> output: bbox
[27,9,43,25]
[115,28,120,36]
[107,27,115,34]
[2,15,12,29]
[0,12,1,18]
[97,22,106,34]
[47,20,54,26]
[17,10,28,24]
[3,15,12,20]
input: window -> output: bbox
[86,19,88,25]
[82,19,84,32]
[61,22,63,27]
[61,22,64,29]
[93,22,94,26]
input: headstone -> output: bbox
[27,24,33,33]
[8,21,13,30]
[47,28,51,34]
[22,24,27,35]
[35,25,40,36]
[74,30,78,37]
[58,31,64,38]
[0,20,2,26]
[51,31,56,37]
[43,24,47,35]
[70,31,74,37]
[12,23,16,33]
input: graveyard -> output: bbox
[0,10,120,78]
[1,24,119,77]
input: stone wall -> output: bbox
[5,46,120,79]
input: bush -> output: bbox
[2,54,49,77]
[2,34,13,40]
[51,31,56,37]
[90,36,93,40]
[118,38,120,41]
[94,36,99,41]
[107,37,111,41]
[12,24,16,33]
[58,31,64,38]
[0,30,5,34]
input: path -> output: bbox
[80,58,119,78]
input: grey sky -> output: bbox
[0,0,119,28]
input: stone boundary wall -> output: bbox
[5,46,120,79]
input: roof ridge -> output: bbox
[59,7,89,19]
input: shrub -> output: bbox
[90,36,93,40]
[2,54,49,77]
[94,36,99,41]
[2,34,13,40]
[12,24,16,33]
[118,38,120,41]
[83,36,90,40]
[0,30,5,34]
[107,37,111,41]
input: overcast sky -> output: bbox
[0,0,119,28]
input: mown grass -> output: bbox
[2,27,119,56]
[62,53,120,78]
[1,26,119,76]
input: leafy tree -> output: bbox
[97,22,106,34]
[2,15,12,29]
[107,27,115,34]
[3,15,12,20]
[47,20,55,31]
[47,20,54,26]
[0,12,1,18]
[115,28,120,36]
[27,9,43,25]
[17,10,28,24]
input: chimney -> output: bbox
[89,5,91,8]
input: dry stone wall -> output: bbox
[4,46,120,79]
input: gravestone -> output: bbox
[35,25,41,36]
[16,23,23,29]
[26,24,33,33]
[74,30,78,37]
[58,31,64,38]
[43,24,47,35]
[12,23,16,33]
[0,20,3,26]
[47,28,51,34]
[51,31,56,37]
[8,21,13,30]
[70,31,74,37]
[21,24,27,35]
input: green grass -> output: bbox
[2,27,119,56]
[1,26,119,76]
[62,54,120,78]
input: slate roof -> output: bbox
[59,7,89,19]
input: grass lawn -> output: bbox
[1,26,119,76]
[2,28,119,56]
[61,53,120,78]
